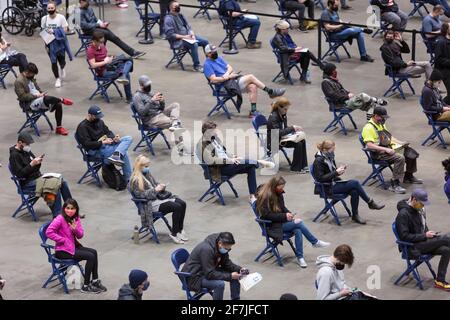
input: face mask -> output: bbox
[142,167,150,175]
[142,281,150,291]
[331,70,338,78]
[26,75,34,80]
[211,52,218,60]
[379,118,386,125]
[386,38,394,44]
[332,5,339,11]
[413,202,424,210]
[143,85,151,93]
[22,145,31,153]
[65,208,77,217]
[324,151,335,159]
[218,247,230,254]
[174,6,180,13]
[335,263,345,270]
[47,10,56,15]
[275,186,284,194]
[92,117,100,123]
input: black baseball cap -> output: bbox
[18,132,34,144]
[88,105,104,118]
[373,106,390,118]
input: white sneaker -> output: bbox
[55,78,62,88]
[313,240,330,248]
[297,258,308,268]
[257,159,275,169]
[177,232,189,241]
[169,122,186,133]
[169,234,185,244]
[61,68,66,79]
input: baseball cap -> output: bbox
[373,106,389,119]
[18,132,34,144]
[138,75,152,87]
[205,44,218,54]
[412,188,430,205]
[88,105,104,118]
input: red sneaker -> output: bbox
[56,127,69,135]
[61,98,73,106]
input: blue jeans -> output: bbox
[330,27,367,57]
[88,136,133,181]
[282,221,318,258]
[103,60,133,100]
[220,159,258,194]
[235,17,261,43]
[201,278,240,300]
[183,35,209,67]
[23,179,72,217]
[332,179,370,216]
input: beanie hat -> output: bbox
[129,269,148,289]
[323,63,336,76]
[429,69,443,82]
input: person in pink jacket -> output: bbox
[46,198,107,294]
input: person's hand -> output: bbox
[102,138,114,145]
[231,272,240,280]
[385,148,395,155]
[104,56,113,64]
[293,125,302,132]
[113,135,120,143]
[69,220,77,231]
[286,212,294,221]
[340,288,352,297]
[394,31,402,40]
[444,106,450,112]
[426,231,437,239]
[294,218,302,224]
[47,28,54,34]
[30,157,43,166]
[407,60,416,66]
[336,166,345,175]
[230,73,239,79]
[232,157,241,165]
[348,93,354,98]
[155,184,165,193]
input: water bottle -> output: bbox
[133,225,139,245]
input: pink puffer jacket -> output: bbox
[45,214,84,256]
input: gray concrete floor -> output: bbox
[0,0,449,300]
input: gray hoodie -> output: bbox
[117,284,142,300]
[315,255,350,300]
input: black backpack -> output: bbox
[101,164,126,191]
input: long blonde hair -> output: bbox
[130,155,151,191]
[256,176,286,215]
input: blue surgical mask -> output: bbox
[218,247,230,254]
[142,167,150,175]
[142,281,150,291]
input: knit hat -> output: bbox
[429,69,443,82]
[129,269,148,289]
[322,63,336,76]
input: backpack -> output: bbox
[102,163,126,191]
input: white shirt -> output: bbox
[41,14,68,31]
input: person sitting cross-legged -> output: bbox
[370,0,408,32]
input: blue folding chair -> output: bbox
[193,0,217,20]
[251,202,296,267]
[218,15,249,50]
[310,164,352,226]
[392,222,436,290]
[165,46,192,71]
[269,37,301,85]
[251,113,292,166]
[314,0,325,10]
[74,27,92,57]
[323,98,357,136]
[206,78,241,119]
[408,0,430,18]
[383,64,416,99]
[74,133,103,187]
[274,0,300,28]
[130,103,171,156]
[39,222,85,294]
[87,63,123,103]
[129,194,172,244]
[0,63,17,89]
[134,0,161,39]
[321,29,351,63]
[358,135,392,189]
[419,97,450,149]
[368,1,391,38]
[9,164,39,222]
[17,104,54,137]
[171,248,212,300]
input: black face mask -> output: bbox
[386,38,394,44]
[26,75,35,80]
[143,85,151,93]
[92,117,100,123]
[47,10,56,15]
[379,118,386,125]
[174,6,180,13]
[332,5,339,11]
[335,263,345,270]
[211,52,218,60]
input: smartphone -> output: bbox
[40,154,45,158]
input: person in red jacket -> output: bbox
[46,198,107,294]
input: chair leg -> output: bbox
[425,260,437,279]
[226,180,239,198]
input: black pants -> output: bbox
[415,236,450,282]
[284,140,308,171]
[443,76,450,105]
[84,28,135,56]
[45,46,66,79]
[284,0,314,22]
[158,198,186,235]
[159,0,171,35]
[0,53,28,73]
[43,96,63,127]
[55,247,99,285]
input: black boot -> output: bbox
[352,213,366,225]
[368,199,385,210]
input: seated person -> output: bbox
[443,157,450,203]
[14,63,72,136]
[0,26,28,72]
[435,22,450,104]
[204,44,285,117]
[9,132,72,217]
[218,0,261,49]
[133,75,185,154]
[164,1,209,72]
[421,69,450,122]
[381,30,432,79]
[78,0,144,58]
[321,63,387,117]
[425,0,450,18]
[76,105,133,181]
[396,188,450,291]
[312,140,385,225]
[197,121,274,202]
[316,244,378,300]
[370,0,407,32]
[118,269,149,300]
[362,106,422,194]
[128,155,188,244]
[321,0,374,62]
[256,176,330,268]
[272,20,324,84]
[46,198,107,294]
[181,232,245,300]
[421,5,444,50]
[267,97,309,173]
[279,0,317,31]
[87,31,133,103]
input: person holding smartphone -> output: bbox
[312,140,385,225]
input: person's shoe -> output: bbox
[268,88,286,98]
[254,40,262,45]
[117,2,128,8]
[108,152,124,166]
[246,42,261,49]
[291,168,308,174]
[132,51,146,59]
[403,175,423,184]
[61,98,73,105]
[312,240,330,248]
[180,229,189,240]
[55,78,62,88]
[91,279,107,292]
[116,77,130,85]
[302,166,310,173]
[352,214,366,225]
[177,232,189,242]
[248,110,258,118]
[169,121,186,133]
[341,4,352,10]
[389,180,406,194]
[61,68,66,79]
[434,280,450,291]
[193,65,204,72]
[55,126,69,136]
[159,34,166,40]
[297,257,308,268]
[362,28,373,35]
[257,159,276,169]
[81,284,101,294]
[300,73,312,84]
[169,233,185,244]
[298,24,308,33]
[373,97,388,106]
[368,199,385,210]
[361,55,374,62]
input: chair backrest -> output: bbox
[358,134,373,163]
[252,113,268,134]
[130,103,144,129]
[384,64,396,77]
[171,248,190,271]
[325,97,337,112]
[418,95,439,123]
[251,201,269,238]
[39,221,54,262]
[8,164,25,195]
[74,132,93,162]
[309,164,328,198]
[269,37,281,63]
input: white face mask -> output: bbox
[22,145,31,153]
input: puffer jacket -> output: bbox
[46,214,84,256]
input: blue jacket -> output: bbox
[80,7,99,33]
[48,27,73,63]
[164,13,192,49]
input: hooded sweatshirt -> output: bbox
[445,174,450,203]
[315,255,349,300]
[117,284,142,300]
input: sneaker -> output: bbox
[246,42,261,49]
[389,182,406,194]
[61,98,73,105]
[403,175,423,184]
[180,229,188,239]
[55,78,62,88]
[91,279,107,292]
[361,55,374,62]
[132,51,146,59]
[159,34,166,40]
[169,233,185,244]
[298,25,308,33]
[362,28,374,35]
[302,166,310,173]
[55,126,69,136]
[169,122,186,133]
[291,169,308,174]
[297,257,307,268]
[300,74,311,84]
[108,152,124,166]
[375,98,388,106]
[312,240,330,248]
[61,68,66,79]
[368,199,385,210]
[193,65,204,72]
[257,159,275,169]
[268,88,286,98]
[177,232,189,241]
[434,280,450,291]
[352,214,367,225]
[81,284,101,294]
[116,77,130,85]
[248,110,258,118]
